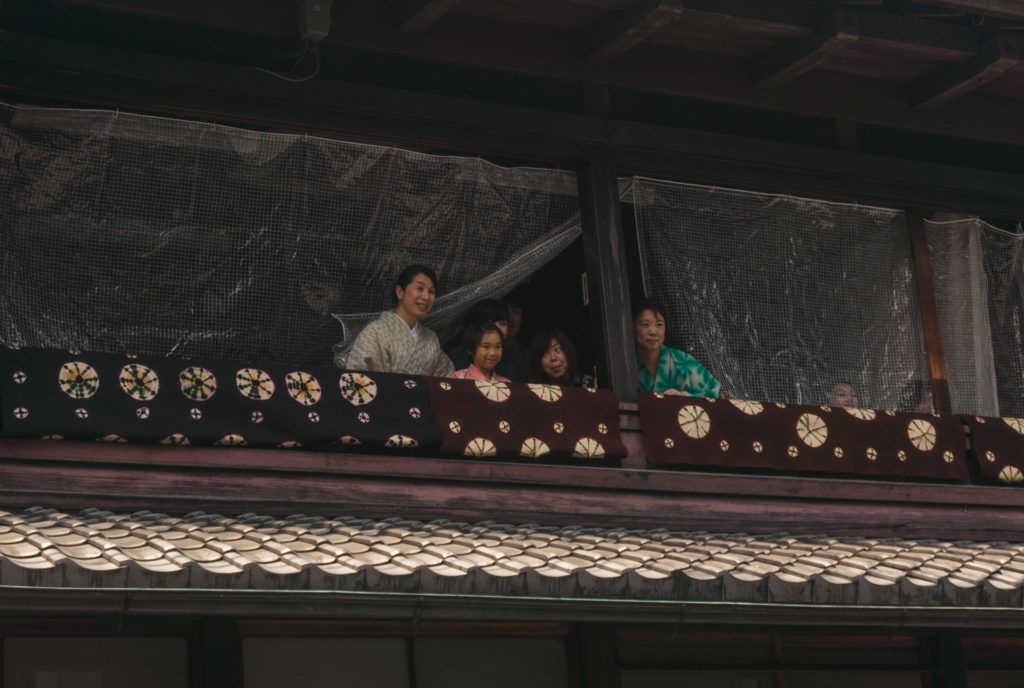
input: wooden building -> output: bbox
[2,1,1024,686]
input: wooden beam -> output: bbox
[908,212,953,414]
[583,0,685,63]
[910,36,1023,110]
[924,0,1024,21]
[752,11,860,88]
[394,0,462,34]
[578,153,638,400]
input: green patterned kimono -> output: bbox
[347,311,454,377]
[638,345,720,397]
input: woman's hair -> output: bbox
[528,328,578,383]
[632,297,668,323]
[461,320,505,356]
[463,299,507,326]
[392,264,439,304]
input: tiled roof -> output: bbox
[1,507,1023,608]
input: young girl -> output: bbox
[452,321,510,382]
[345,264,454,376]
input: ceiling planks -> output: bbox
[582,0,685,62]
[394,0,464,33]
[752,11,861,87]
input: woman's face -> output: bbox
[634,309,666,353]
[541,339,569,380]
[395,273,436,320]
[829,383,858,408]
[473,331,503,375]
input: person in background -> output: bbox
[828,382,859,408]
[452,321,510,382]
[346,264,454,376]
[898,380,935,414]
[528,328,594,388]
[450,299,526,382]
[502,287,531,378]
[634,298,719,397]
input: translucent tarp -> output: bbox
[630,177,930,410]
[0,104,580,365]
[928,217,1024,417]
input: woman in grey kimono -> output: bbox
[346,265,455,377]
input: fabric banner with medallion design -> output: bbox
[426,378,626,461]
[962,415,1024,486]
[0,347,439,453]
[639,394,969,481]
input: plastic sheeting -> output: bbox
[0,104,580,365]
[630,177,930,410]
[929,217,1024,417]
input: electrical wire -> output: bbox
[254,41,321,83]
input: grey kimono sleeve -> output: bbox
[346,323,386,372]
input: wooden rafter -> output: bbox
[752,11,861,88]
[394,0,462,34]
[910,36,1023,109]
[583,0,685,63]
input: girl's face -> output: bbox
[395,274,436,320]
[634,309,666,353]
[541,339,569,381]
[473,331,503,376]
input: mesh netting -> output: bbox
[0,104,580,365]
[630,177,930,410]
[928,217,1024,417]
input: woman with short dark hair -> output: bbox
[345,264,454,376]
[528,328,593,388]
[633,298,719,397]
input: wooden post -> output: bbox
[935,633,968,688]
[199,618,244,688]
[577,624,621,688]
[908,211,953,414]
[578,153,639,401]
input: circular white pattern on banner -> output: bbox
[998,466,1024,483]
[136,407,150,420]
[866,447,878,461]
[339,373,378,405]
[335,435,361,446]
[180,367,217,402]
[119,364,160,401]
[787,446,799,458]
[98,434,127,443]
[677,405,711,439]
[907,419,937,451]
[404,379,417,389]
[385,435,418,449]
[215,434,247,447]
[942,451,955,463]
[190,408,203,420]
[844,408,877,420]
[796,413,828,447]
[729,399,764,415]
[74,408,88,419]
[236,368,276,400]
[278,441,302,449]
[752,441,763,453]
[553,422,565,434]
[13,407,29,419]
[251,411,264,423]
[59,362,99,399]
[12,371,26,384]
[520,438,550,458]
[357,412,370,424]
[498,420,511,433]
[528,384,562,402]
[448,421,462,434]
[475,380,511,403]
[160,434,190,446]
[465,438,497,457]
[573,438,605,459]
[308,411,320,423]
[409,407,422,419]
[285,371,322,406]
[1004,418,1024,434]
[598,423,608,435]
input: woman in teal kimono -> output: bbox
[634,298,719,397]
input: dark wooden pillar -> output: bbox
[577,624,621,688]
[908,211,953,414]
[934,633,968,688]
[198,618,244,688]
[578,153,638,401]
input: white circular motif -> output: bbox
[340,373,378,406]
[180,367,217,402]
[975,417,986,424]
[752,441,764,453]
[898,450,908,462]
[307,411,320,423]
[448,421,462,434]
[215,434,247,447]
[236,368,275,401]
[136,407,150,420]
[834,447,844,458]
[528,383,563,403]
[440,382,452,391]
[664,438,675,448]
[278,441,302,449]
[498,420,510,433]
[597,423,608,434]
[74,408,88,419]
[98,434,127,443]
[844,408,877,420]
[465,437,497,457]
[1004,418,1024,434]
[720,440,730,451]
[409,407,422,419]
[190,408,203,420]
[12,371,26,384]
[998,466,1024,483]
[796,413,828,448]
[729,399,764,415]
[385,435,418,449]
[986,450,996,463]
[475,380,511,403]
[520,438,550,458]
[907,419,937,451]
[13,407,29,419]
[943,451,955,463]
[573,437,606,459]
[677,405,711,439]
[285,371,322,406]
[866,447,878,461]
[357,412,370,424]
[251,411,264,423]
[787,446,799,458]
[884,410,897,416]
[335,435,361,446]
[59,362,100,399]
[160,434,190,446]
[119,364,160,401]
[404,379,418,389]
[553,422,565,434]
